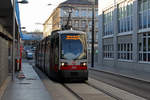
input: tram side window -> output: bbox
[54,36,59,64]
[51,38,55,65]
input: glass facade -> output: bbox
[118,1,133,33]
[139,0,150,29]
[101,0,150,65]
[103,8,114,36]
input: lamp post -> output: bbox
[12,0,28,80]
[91,0,95,67]
[47,3,52,6]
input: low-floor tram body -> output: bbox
[35,30,88,81]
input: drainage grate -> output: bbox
[17,82,31,85]
[26,78,36,80]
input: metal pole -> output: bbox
[17,31,20,71]
[91,0,95,67]
[12,0,16,80]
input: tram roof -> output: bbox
[52,30,86,35]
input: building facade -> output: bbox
[98,0,150,75]
[43,0,98,51]
[0,0,22,87]
[43,17,53,38]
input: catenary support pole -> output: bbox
[91,0,95,67]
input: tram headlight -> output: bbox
[83,62,87,66]
[61,62,67,67]
[61,62,65,66]
[80,62,87,67]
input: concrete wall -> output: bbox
[103,60,114,67]
[116,61,150,73]
[102,59,150,74]
[0,36,9,87]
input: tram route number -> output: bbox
[72,66,77,69]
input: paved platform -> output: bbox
[89,63,150,83]
[1,62,52,100]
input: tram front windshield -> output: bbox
[61,34,87,60]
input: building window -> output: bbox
[103,7,114,36]
[71,9,75,17]
[139,0,150,29]
[103,45,114,58]
[74,9,79,17]
[118,1,133,33]
[60,9,64,17]
[88,9,92,18]
[68,21,72,26]
[96,21,98,27]
[74,20,79,27]
[81,9,87,17]
[62,20,67,26]
[61,9,68,17]
[88,20,92,28]
[87,32,91,41]
[118,43,133,60]
[95,9,98,17]
[139,33,150,62]
[81,20,86,27]
[96,31,98,40]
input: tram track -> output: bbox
[85,82,122,100]
[61,77,146,100]
[62,82,117,100]
[89,69,148,100]
[62,84,84,100]
[34,64,116,100]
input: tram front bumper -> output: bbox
[59,70,88,80]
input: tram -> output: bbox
[35,30,88,81]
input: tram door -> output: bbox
[53,36,59,72]
[50,35,59,72]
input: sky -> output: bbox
[19,0,66,32]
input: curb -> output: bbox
[0,76,11,99]
[89,67,150,83]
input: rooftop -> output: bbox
[60,0,98,5]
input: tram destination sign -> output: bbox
[66,35,80,40]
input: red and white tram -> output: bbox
[35,30,88,81]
